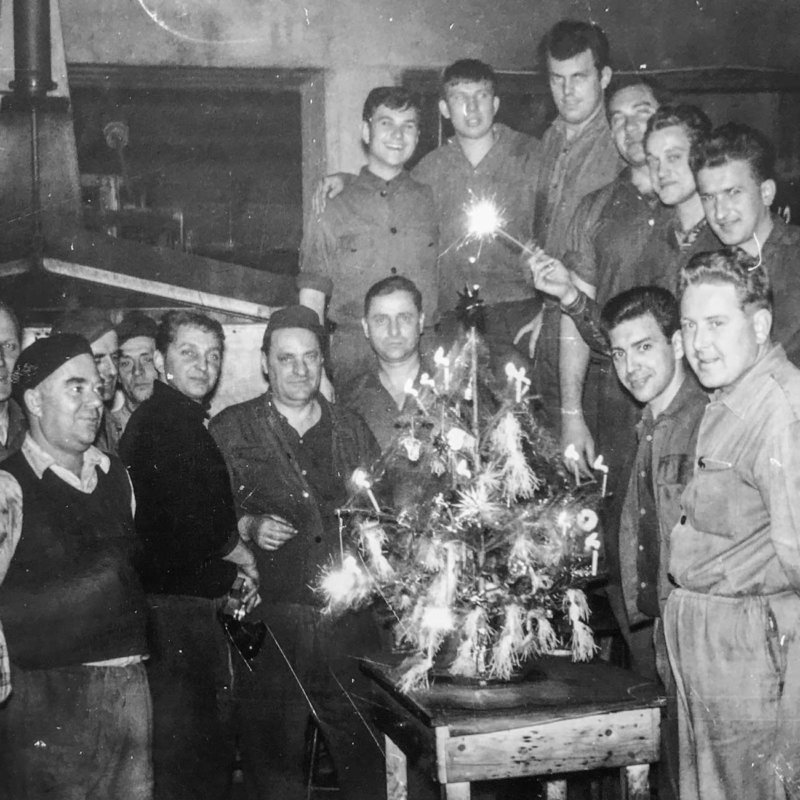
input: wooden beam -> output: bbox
[43,258,274,320]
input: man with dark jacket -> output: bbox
[0,300,26,461]
[210,305,384,800]
[0,334,151,800]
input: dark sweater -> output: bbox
[0,451,147,669]
[119,381,238,598]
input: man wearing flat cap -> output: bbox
[209,305,385,800]
[0,334,151,800]
[51,308,121,453]
[109,311,158,442]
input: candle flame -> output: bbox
[564,444,580,462]
[592,455,608,473]
[352,468,371,489]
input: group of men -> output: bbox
[300,14,800,800]
[0,13,800,800]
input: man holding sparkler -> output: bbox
[602,285,707,800]
[299,87,438,390]
[209,306,384,800]
[667,249,800,800]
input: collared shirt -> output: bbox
[299,167,438,328]
[0,434,141,691]
[565,169,663,306]
[342,365,424,451]
[670,344,800,595]
[618,376,708,623]
[534,106,622,259]
[412,123,540,308]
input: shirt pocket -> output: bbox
[684,458,738,539]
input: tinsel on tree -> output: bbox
[319,315,603,692]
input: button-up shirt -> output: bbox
[534,106,622,259]
[670,344,800,595]
[299,167,438,328]
[618,376,708,623]
[412,123,540,309]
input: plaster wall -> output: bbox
[58,0,800,175]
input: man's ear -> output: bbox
[600,66,613,91]
[492,95,500,117]
[361,120,371,149]
[438,98,452,121]
[361,318,370,340]
[153,349,166,379]
[671,329,685,361]
[260,350,270,378]
[753,307,773,344]
[418,312,425,334]
[760,178,777,209]
[23,387,42,419]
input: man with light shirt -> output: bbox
[0,334,151,800]
[667,249,800,800]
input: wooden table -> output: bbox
[363,656,665,800]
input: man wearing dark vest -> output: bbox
[0,300,27,461]
[0,334,151,800]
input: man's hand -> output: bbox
[526,246,578,305]
[236,563,262,614]
[240,513,298,552]
[561,413,596,477]
[312,174,347,216]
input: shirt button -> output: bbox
[640,582,647,589]
[648,218,655,227]
[680,514,687,524]
[390,267,397,275]
[639,545,644,551]
[640,508,646,516]
[315,535,322,543]
[639,470,646,478]
[302,491,309,499]
[645,434,653,442]
[380,190,387,197]
[301,469,307,476]
[390,226,398,234]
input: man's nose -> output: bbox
[714,195,730,221]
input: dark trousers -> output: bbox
[146,595,236,800]
[236,602,385,800]
[0,662,152,800]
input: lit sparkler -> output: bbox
[352,469,381,515]
[465,198,537,255]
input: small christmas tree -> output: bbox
[319,302,602,692]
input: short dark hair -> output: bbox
[607,76,667,109]
[440,59,498,98]
[155,310,225,355]
[690,122,776,183]
[0,299,22,343]
[645,104,711,152]
[679,248,772,312]
[364,275,423,316]
[541,20,611,71]
[601,285,680,340]
[362,87,422,122]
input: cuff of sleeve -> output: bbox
[297,271,333,296]
[561,290,588,316]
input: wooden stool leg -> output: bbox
[545,779,567,800]
[443,783,471,799]
[385,735,408,800]
[623,764,650,800]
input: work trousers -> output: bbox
[0,661,152,800]
[664,588,800,800]
[235,602,385,800]
[147,594,236,800]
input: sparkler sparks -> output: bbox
[465,197,536,255]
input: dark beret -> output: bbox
[11,334,94,403]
